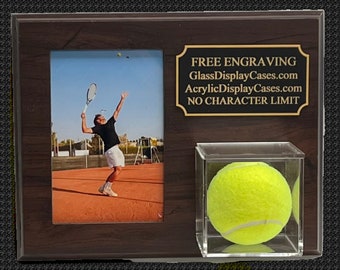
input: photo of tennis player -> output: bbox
[51,50,164,224]
[81,92,128,197]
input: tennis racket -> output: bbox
[82,83,97,113]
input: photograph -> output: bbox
[50,50,164,224]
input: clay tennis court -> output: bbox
[52,163,163,224]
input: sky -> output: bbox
[51,50,164,142]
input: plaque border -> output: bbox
[11,11,323,262]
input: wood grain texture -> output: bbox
[12,11,323,260]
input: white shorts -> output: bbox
[104,145,125,168]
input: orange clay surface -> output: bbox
[52,163,163,224]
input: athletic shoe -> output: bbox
[103,187,118,197]
[98,185,105,194]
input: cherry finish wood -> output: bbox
[12,11,323,260]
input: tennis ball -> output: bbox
[207,162,292,245]
[292,177,300,223]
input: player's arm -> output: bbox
[113,92,128,120]
[81,113,93,134]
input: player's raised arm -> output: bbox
[81,112,93,134]
[113,92,128,120]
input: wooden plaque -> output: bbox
[12,11,324,261]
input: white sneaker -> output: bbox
[103,187,118,197]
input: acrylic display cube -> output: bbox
[195,142,304,258]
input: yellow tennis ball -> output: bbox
[207,162,292,245]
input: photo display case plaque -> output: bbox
[12,11,324,262]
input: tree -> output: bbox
[89,134,103,155]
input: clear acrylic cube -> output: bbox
[195,142,304,258]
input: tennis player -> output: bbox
[81,92,128,197]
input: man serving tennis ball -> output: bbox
[81,92,128,197]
